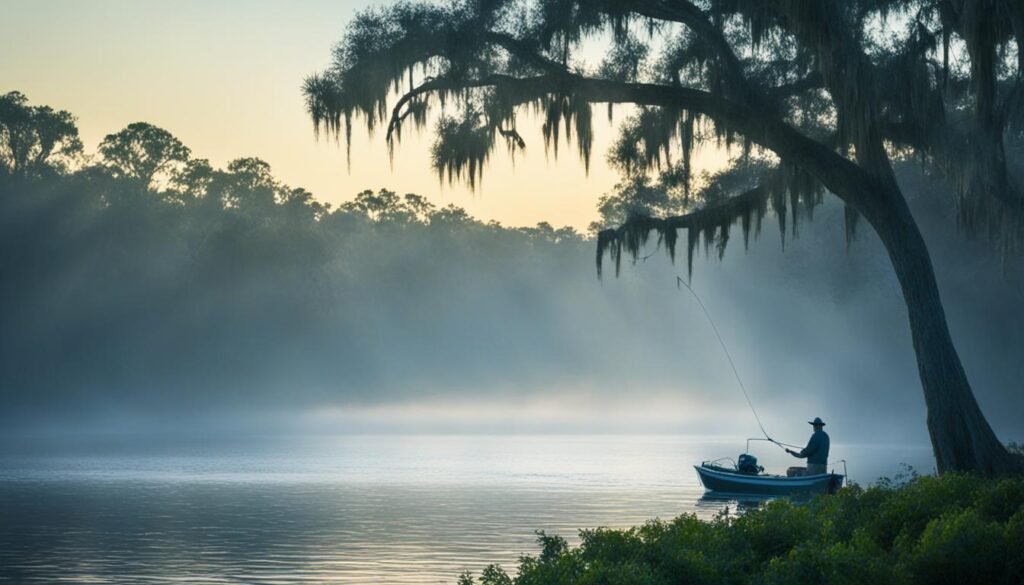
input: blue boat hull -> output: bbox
[695,465,843,496]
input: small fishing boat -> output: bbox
[673,279,846,497]
[695,458,844,496]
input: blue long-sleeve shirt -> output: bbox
[797,429,830,465]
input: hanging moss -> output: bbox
[431,113,494,189]
[608,107,689,179]
[596,183,773,279]
[304,0,1024,256]
[596,158,831,280]
[845,203,861,248]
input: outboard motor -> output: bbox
[737,453,763,475]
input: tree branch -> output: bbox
[386,77,458,144]
[482,32,571,77]
[768,72,825,101]
[596,185,769,278]
[626,0,762,107]
[384,69,880,215]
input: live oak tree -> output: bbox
[304,0,1024,474]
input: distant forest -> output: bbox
[3,90,1024,441]
[0,91,595,424]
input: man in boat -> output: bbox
[786,417,830,475]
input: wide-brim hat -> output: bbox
[808,417,826,426]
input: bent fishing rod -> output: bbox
[675,276,801,452]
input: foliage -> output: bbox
[305,0,1024,255]
[458,474,1024,585]
[0,91,83,178]
[591,157,775,233]
[0,92,585,422]
[301,0,1024,475]
[98,122,191,192]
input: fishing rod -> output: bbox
[675,276,801,451]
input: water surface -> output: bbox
[0,435,933,584]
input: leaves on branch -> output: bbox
[596,161,826,279]
[304,0,1024,252]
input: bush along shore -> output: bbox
[458,472,1024,585]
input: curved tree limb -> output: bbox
[500,73,877,211]
[624,0,761,107]
[386,77,457,144]
[596,185,768,278]
[382,67,881,218]
[482,32,572,77]
[768,72,825,101]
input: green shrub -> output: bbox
[866,474,980,550]
[974,478,1024,522]
[479,564,514,585]
[761,533,899,585]
[907,508,1008,585]
[460,474,1024,585]
[650,516,730,584]
[1004,508,1024,583]
[731,499,819,561]
[578,527,647,565]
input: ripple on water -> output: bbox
[0,435,933,584]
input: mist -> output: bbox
[1,160,1022,450]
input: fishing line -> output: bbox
[675,276,800,451]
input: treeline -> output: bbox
[4,91,1024,439]
[0,91,588,424]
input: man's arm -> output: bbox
[801,434,820,458]
[787,435,819,459]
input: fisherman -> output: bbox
[786,417,830,475]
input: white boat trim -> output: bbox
[695,465,833,486]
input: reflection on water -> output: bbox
[696,492,779,516]
[0,435,932,584]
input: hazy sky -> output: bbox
[0,0,725,229]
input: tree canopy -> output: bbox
[98,122,191,192]
[304,0,1023,261]
[1,92,599,428]
[304,0,1024,474]
[0,91,82,178]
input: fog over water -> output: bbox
[1,164,1022,451]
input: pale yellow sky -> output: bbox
[1,0,724,230]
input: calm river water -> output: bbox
[0,434,932,584]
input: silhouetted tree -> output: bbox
[340,188,438,224]
[304,0,1024,473]
[170,158,216,204]
[936,0,1024,228]
[281,187,331,222]
[0,91,82,178]
[212,157,279,213]
[0,96,593,424]
[98,122,190,192]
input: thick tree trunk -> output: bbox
[866,185,1021,475]
[557,33,1022,474]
